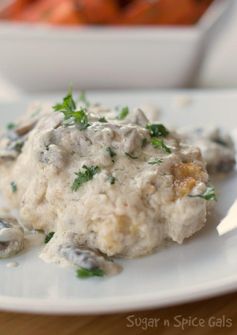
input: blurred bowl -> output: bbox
[0,0,229,92]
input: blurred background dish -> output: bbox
[0,0,229,92]
[0,0,214,27]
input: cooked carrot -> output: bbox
[16,0,86,25]
[0,0,214,26]
[48,1,86,25]
[115,0,161,25]
[150,0,213,25]
[0,0,34,19]
[116,0,213,25]
[77,0,119,24]
[12,0,62,22]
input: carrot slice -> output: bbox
[77,0,119,24]
[150,0,213,25]
[115,0,161,25]
[12,0,63,22]
[48,1,86,25]
[1,0,213,26]
[116,0,213,26]
[16,0,86,25]
[0,0,34,19]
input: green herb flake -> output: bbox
[151,138,171,154]
[10,181,17,193]
[7,123,16,130]
[106,147,116,162]
[148,158,163,165]
[189,186,217,201]
[54,89,76,113]
[108,175,116,185]
[146,123,169,137]
[53,90,90,130]
[117,106,129,120]
[72,165,100,191]
[98,117,108,123]
[44,232,55,244]
[78,91,90,108]
[69,108,90,130]
[125,152,138,159]
[76,267,105,279]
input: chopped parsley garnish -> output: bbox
[44,232,55,244]
[125,152,138,159]
[146,123,171,153]
[78,91,90,108]
[54,89,76,113]
[98,117,108,123]
[10,181,17,193]
[141,138,148,148]
[53,90,90,129]
[146,124,169,137]
[72,165,100,191]
[108,175,116,185]
[7,122,16,130]
[151,138,171,154]
[76,267,105,279]
[189,186,217,201]
[148,158,163,165]
[67,108,90,129]
[106,147,116,162]
[117,106,129,120]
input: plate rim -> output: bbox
[0,273,237,315]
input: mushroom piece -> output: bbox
[0,217,24,258]
[59,244,122,276]
[40,232,122,276]
[179,127,236,174]
[0,130,25,160]
[15,120,37,137]
[0,113,41,161]
[127,108,149,127]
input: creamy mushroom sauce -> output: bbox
[0,97,221,276]
[0,215,24,258]
[178,128,236,174]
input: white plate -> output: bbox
[0,0,229,91]
[0,90,237,315]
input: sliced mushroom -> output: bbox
[0,217,24,258]
[130,108,149,127]
[59,244,121,276]
[40,232,121,276]
[59,244,102,268]
[215,158,236,173]
[15,120,37,137]
[0,137,25,160]
[0,114,39,160]
[179,127,236,174]
[122,127,143,154]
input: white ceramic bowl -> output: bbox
[0,0,229,92]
